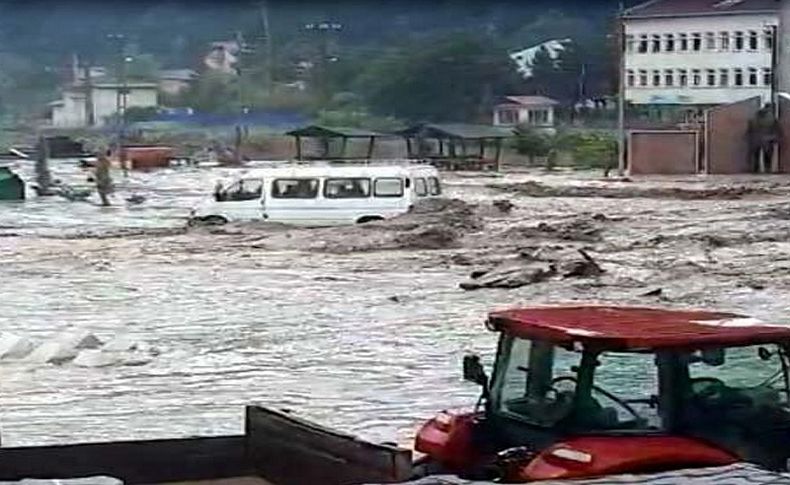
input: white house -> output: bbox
[624,0,777,107]
[50,82,159,128]
[158,69,197,96]
[493,96,558,131]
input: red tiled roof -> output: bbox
[488,306,790,350]
[501,95,559,107]
[624,0,778,18]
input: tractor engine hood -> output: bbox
[517,435,737,481]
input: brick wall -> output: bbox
[628,130,699,175]
[705,96,761,174]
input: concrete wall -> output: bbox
[51,93,87,128]
[625,13,776,105]
[628,130,699,175]
[93,86,158,125]
[705,96,761,174]
[779,94,790,173]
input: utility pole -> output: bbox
[108,33,127,173]
[617,1,627,177]
[235,30,248,164]
[304,21,342,105]
[259,0,274,95]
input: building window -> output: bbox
[706,69,716,86]
[627,69,635,87]
[679,33,689,51]
[748,30,759,50]
[734,68,744,86]
[763,68,772,86]
[664,69,674,86]
[626,34,635,53]
[665,33,675,52]
[692,69,701,86]
[528,109,549,124]
[652,70,661,86]
[734,31,744,51]
[651,34,661,53]
[497,109,519,125]
[765,28,775,51]
[705,32,716,50]
[719,68,729,87]
[692,33,702,51]
[748,67,758,86]
[638,35,648,53]
[720,31,730,51]
[639,69,648,86]
[678,69,688,87]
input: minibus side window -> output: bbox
[374,178,404,198]
[324,178,371,198]
[272,178,319,199]
[414,178,428,197]
[220,178,263,202]
[427,177,441,196]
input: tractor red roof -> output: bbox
[488,306,790,350]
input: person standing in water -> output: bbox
[95,150,114,206]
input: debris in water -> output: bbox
[560,250,604,278]
[493,199,515,213]
[126,194,146,205]
[460,248,603,291]
[640,288,664,297]
[0,333,35,360]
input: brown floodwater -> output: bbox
[2,160,790,449]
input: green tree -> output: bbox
[513,127,552,165]
[123,54,161,81]
[181,71,239,114]
[356,33,521,122]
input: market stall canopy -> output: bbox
[285,125,393,160]
[395,123,515,140]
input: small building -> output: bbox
[158,69,198,96]
[623,0,777,108]
[49,82,159,128]
[493,96,558,132]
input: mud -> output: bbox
[490,179,783,200]
[4,166,790,448]
[185,198,482,253]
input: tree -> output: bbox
[356,33,522,122]
[513,127,552,165]
[181,71,238,114]
[123,54,161,81]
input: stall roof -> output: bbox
[285,125,388,138]
[488,306,790,350]
[396,123,514,140]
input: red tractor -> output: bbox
[414,306,790,482]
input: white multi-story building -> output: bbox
[624,0,777,107]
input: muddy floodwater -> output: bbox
[3,159,790,448]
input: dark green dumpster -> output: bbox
[0,167,25,200]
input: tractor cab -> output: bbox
[415,306,790,482]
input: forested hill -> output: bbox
[0,0,642,120]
